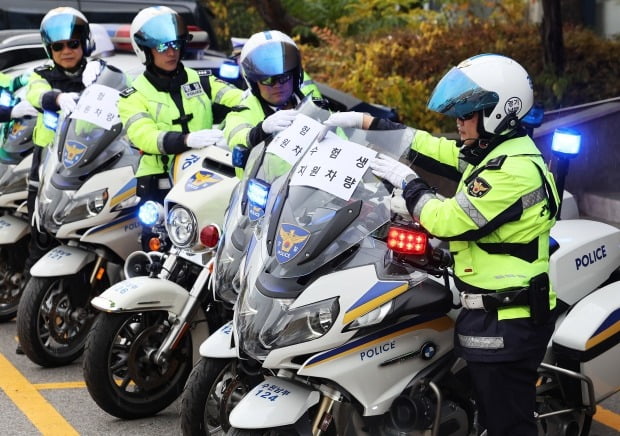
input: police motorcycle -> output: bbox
[82,141,238,419]
[16,63,143,367]
[83,97,330,421]
[0,86,36,322]
[183,120,620,436]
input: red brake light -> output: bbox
[200,225,220,248]
[387,226,427,255]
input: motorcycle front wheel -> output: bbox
[16,271,101,366]
[0,238,29,322]
[83,310,193,419]
[181,358,256,436]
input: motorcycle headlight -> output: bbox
[53,188,108,224]
[166,205,197,248]
[259,297,340,350]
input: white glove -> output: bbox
[10,100,38,119]
[370,153,418,189]
[82,60,103,87]
[57,92,80,114]
[186,128,226,149]
[262,109,298,134]
[323,111,365,129]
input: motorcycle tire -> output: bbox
[16,272,101,367]
[0,239,29,322]
[181,357,256,436]
[83,310,193,419]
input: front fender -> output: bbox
[0,215,29,244]
[91,276,189,314]
[229,376,320,429]
[30,245,96,277]
[198,321,235,358]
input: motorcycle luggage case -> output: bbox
[549,219,620,306]
[551,281,620,403]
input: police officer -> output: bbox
[120,5,242,217]
[17,6,97,354]
[325,54,559,436]
[223,30,324,177]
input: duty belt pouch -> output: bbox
[529,272,550,325]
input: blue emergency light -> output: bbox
[551,128,581,158]
[138,200,164,227]
[219,60,240,80]
[247,178,270,209]
[43,110,59,131]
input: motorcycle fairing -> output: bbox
[552,281,620,403]
[549,219,620,305]
[229,376,320,429]
[298,313,454,416]
[343,280,409,325]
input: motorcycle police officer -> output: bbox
[120,6,242,206]
[223,30,323,177]
[325,54,560,436]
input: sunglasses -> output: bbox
[457,112,476,121]
[51,39,81,52]
[258,72,293,87]
[154,40,184,53]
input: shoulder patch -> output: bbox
[467,177,492,198]
[196,69,213,77]
[485,155,507,169]
[119,87,137,98]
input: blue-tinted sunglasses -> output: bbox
[154,39,184,53]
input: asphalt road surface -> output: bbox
[0,317,619,435]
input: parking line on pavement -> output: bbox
[596,405,620,430]
[0,354,79,436]
[35,381,86,390]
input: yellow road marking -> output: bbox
[34,381,86,390]
[595,405,620,430]
[0,354,79,436]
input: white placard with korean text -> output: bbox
[289,136,376,201]
[266,114,325,165]
[70,84,120,130]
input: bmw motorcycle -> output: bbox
[83,97,331,420]
[183,124,620,436]
[0,87,35,322]
[16,64,143,367]
[82,142,238,419]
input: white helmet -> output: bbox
[40,7,94,58]
[130,6,189,65]
[239,30,302,94]
[427,54,534,135]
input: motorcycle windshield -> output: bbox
[37,65,138,232]
[264,127,415,279]
[51,66,129,190]
[212,97,332,304]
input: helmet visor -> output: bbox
[427,67,499,118]
[243,42,299,82]
[134,13,187,48]
[41,13,86,44]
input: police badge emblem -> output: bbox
[467,177,491,198]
